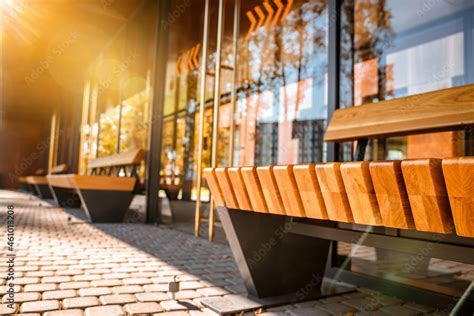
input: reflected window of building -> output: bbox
[234,0,329,166]
[340,0,474,160]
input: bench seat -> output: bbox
[46,150,145,223]
[47,174,137,222]
[204,157,474,237]
[26,176,53,199]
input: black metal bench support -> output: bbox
[49,186,81,208]
[76,189,134,223]
[33,183,53,200]
[201,207,354,313]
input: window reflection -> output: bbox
[235,0,329,166]
[341,0,474,160]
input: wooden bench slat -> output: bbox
[50,163,68,174]
[241,167,268,213]
[401,159,453,234]
[228,168,253,211]
[341,162,383,226]
[273,165,306,217]
[293,164,328,220]
[26,176,48,185]
[442,157,474,237]
[203,168,225,207]
[369,161,415,229]
[325,84,474,142]
[315,163,354,223]
[256,166,285,215]
[47,175,76,189]
[87,149,146,170]
[215,168,239,209]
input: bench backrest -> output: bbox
[50,164,68,175]
[325,84,474,142]
[87,149,146,177]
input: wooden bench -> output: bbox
[202,84,474,313]
[47,149,146,222]
[19,168,45,194]
[25,165,68,199]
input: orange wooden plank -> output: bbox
[256,166,285,215]
[228,167,253,211]
[293,164,328,219]
[203,168,225,207]
[369,161,415,229]
[325,84,474,142]
[215,168,239,209]
[315,163,354,223]
[442,157,474,237]
[273,165,306,217]
[401,159,453,234]
[340,162,383,226]
[241,167,268,213]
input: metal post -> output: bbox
[208,0,226,241]
[116,102,123,154]
[48,110,59,174]
[194,0,211,237]
[228,0,240,167]
[145,0,170,224]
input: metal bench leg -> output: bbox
[201,207,354,315]
[49,186,81,208]
[36,183,53,200]
[76,189,134,223]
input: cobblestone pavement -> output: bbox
[0,190,442,315]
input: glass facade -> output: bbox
[340,0,474,161]
[78,2,156,178]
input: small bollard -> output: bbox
[168,276,180,300]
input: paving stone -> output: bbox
[144,283,168,292]
[122,278,153,285]
[44,310,84,316]
[100,294,137,305]
[1,291,40,303]
[135,292,169,302]
[60,281,91,290]
[63,296,100,309]
[288,307,330,316]
[24,283,57,292]
[20,300,60,313]
[404,302,435,313]
[91,279,122,287]
[78,287,112,297]
[196,287,229,297]
[318,301,358,314]
[0,303,18,315]
[85,305,124,316]
[42,276,72,283]
[161,300,196,311]
[15,277,40,285]
[113,285,144,294]
[176,290,200,300]
[124,302,163,314]
[379,305,419,315]
[42,289,77,300]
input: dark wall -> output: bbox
[0,116,52,189]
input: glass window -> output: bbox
[340,0,474,160]
[233,0,329,166]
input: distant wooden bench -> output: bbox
[47,149,146,222]
[201,84,474,312]
[19,168,45,194]
[24,165,68,199]
[160,171,182,200]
